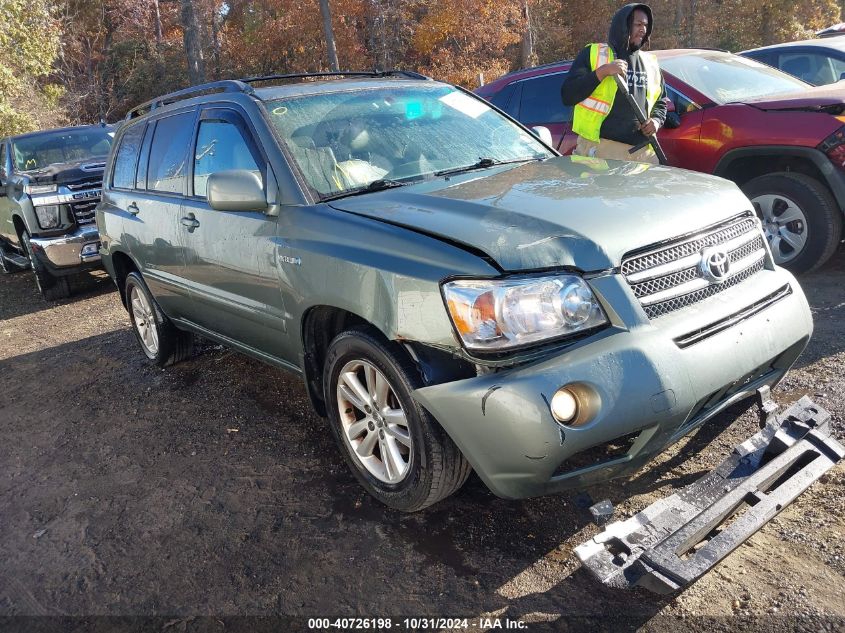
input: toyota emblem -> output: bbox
[699,246,731,283]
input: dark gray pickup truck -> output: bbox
[0,125,113,299]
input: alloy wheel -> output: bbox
[130,285,159,356]
[335,359,413,484]
[751,193,808,266]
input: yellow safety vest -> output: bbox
[572,43,662,143]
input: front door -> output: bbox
[177,107,289,359]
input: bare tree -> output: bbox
[152,0,163,46]
[519,0,535,68]
[319,0,340,71]
[180,0,206,84]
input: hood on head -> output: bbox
[609,3,653,58]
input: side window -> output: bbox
[193,118,262,199]
[111,124,145,189]
[147,111,195,194]
[0,142,6,176]
[665,86,698,115]
[778,52,830,85]
[830,56,845,83]
[488,83,517,113]
[518,75,572,124]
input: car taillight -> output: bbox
[819,125,845,169]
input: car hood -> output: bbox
[21,156,107,186]
[739,83,845,110]
[328,157,752,272]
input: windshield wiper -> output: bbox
[434,156,544,178]
[321,178,406,202]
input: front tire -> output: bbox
[125,271,193,367]
[742,172,843,273]
[21,232,70,301]
[323,327,471,512]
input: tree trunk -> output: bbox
[180,0,206,85]
[674,0,684,48]
[519,0,534,68]
[319,0,340,71]
[761,6,775,45]
[152,0,163,46]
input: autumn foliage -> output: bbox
[0,0,842,133]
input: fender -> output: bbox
[714,145,845,212]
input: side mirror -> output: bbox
[207,170,267,212]
[664,112,682,130]
[839,71,845,81]
[531,126,554,146]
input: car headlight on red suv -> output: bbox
[442,274,608,351]
[819,123,845,169]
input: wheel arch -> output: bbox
[110,249,140,308]
[299,305,474,418]
[714,146,845,214]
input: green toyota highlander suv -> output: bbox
[97,72,814,514]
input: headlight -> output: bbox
[35,205,61,229]
[442,274,608,351]
[24,183,57,194]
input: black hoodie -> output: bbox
[560,3,667,146]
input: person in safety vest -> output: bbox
[560,3,667,165]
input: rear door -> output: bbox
[116,110,196,317]
[177,106,289,357]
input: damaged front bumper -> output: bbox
[412,270,812,499]
[575,391,844,594]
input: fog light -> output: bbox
[551,388,578,423]
[81,242,99,257]
[550,383,601,427]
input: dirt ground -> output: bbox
[1,254,843,633]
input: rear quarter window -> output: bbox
[111,124,146,189]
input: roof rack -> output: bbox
[125,79,253,119]
[124,70,432,120]
[240,70,431,84]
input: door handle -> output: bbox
[180,214,200,230]
[127,202,139,215]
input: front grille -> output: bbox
[622,214,768,319]
[70,199,98,225]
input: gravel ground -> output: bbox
[0,256,843,633]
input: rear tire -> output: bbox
[323,327,471,512]
[21,232,71,301]
[125,271,193,367]
[0,242,14,274]
[742,172,842,274]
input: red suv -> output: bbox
[476,49,845,273]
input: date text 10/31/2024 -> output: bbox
[307,618,528,629]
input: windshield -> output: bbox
[266,84,553,198]
[660,52,811,104]
[12,128,113,172]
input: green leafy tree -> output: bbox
[0,0,61,135]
